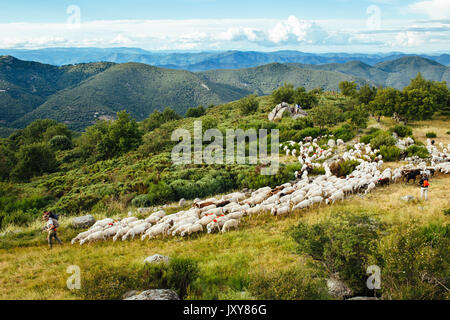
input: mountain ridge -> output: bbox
[0,55,448,133]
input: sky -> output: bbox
[0,0,449,53]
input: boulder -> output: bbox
[123,289,180,300]
[72,215,96,229]
[122,290,139,299]
[144,254,170,264]
[327,277,352,299]
[137,207,152,214]
[346,296,378,300]
[268,102,308,121]
[400,195,415,202]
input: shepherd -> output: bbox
[43,211,62,249]
[419,174,430,201]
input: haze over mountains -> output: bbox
[0,52,449,133]
[1,48,449,71]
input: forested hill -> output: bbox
[0,55,448,132]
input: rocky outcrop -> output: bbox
[123,289,180,300]
[268,102,307,121]
[144,254,170,264]
[72,215,96,229]
[400,195,415,202]
[327,277,352,299]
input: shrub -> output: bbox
[291,117,314,130]
[49,135,73,151]
[330,159,359,177]
[11,143,58,181]
[271,83,295,104]
[185,105,206,118]
[380,145,402,161]
[249,267,330,300]
[290,212,384,294]
[370,131,396,149]
[377,223,449,299]
[238,94,259,115]
[390,124,412,137]
[425,132,437,138]
[406,145,429,158]
[78,257,199,300]
[131,194,151,207]
[147,181,175,205]
[333,124,355,142]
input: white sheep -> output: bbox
[180,224,203,237]
[221,219,240,233]
[79,230,105,245]
[122,223,150,241]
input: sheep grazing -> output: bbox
[365,182,376,194]
[145,210,166,224]
[122,223,151,241]
[271,205,290,217]
[79,230,105,246]
[221,219,240,233]
[293,199,312,211]
[92,218,114,229]
[180,224,203,237]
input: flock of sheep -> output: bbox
[71,135,450,246]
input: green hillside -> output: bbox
[199,63,369,95]
[1,55,449,132]
[12,63,251,131]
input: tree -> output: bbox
[404,73,449,116]
[401,88,435,121]
[309,104,341,129]
[339,81,358,97]
[238,94,259,115]
[0,143,16,180]
[271,83,295,104]
[293,87,318,109]
[143,107,180,131]
[369,87,403,121]
[49,135,73,151]
[78,111,142,161]
[185,105,206,118]
[42,123,72,142]
[357,84,377,105]
[11,143,57,181]
[349,104,370,129]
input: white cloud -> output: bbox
[0,16,448,52]
[408,0,450,19]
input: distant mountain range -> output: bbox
[0,48,449,71]
[0,54,448,133]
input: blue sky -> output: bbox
[0,0,449,52]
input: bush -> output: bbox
[425,132,437,138]
[271,83,295,104]
[49,135,73,151]
[377,223,449,299]
[131,194,151,207]
[290,212,384,295]
[390,124,412,137]
[249,267,330,300]
[11,143,58,181]
[406,145,429,158]
[370,131,396,149]
[330,159,359,177]
[333,124,356,142]
[360,128,381,144]
[78,257,199,300]
[147,181,175,205]
[185,105,206,118]
[238,94,259,115]
[380,145,402,161]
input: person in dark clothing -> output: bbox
[43,212,62,249]
[419,175,430,201]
